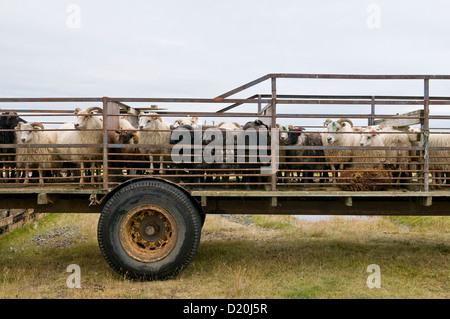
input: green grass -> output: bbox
[0,213,448,299]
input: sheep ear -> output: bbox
[15,122,22,129]
[74,108,81,114]
[192,116,198,122]
[115,130,121,135]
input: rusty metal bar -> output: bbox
[214,74,272,100]
[423,79,430,192]
[271,77,277,191]
[270,73,450,80]
[102,97,109,189]
[369,96,375,126]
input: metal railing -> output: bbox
[1,74,450,193]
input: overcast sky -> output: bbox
[1,0,450,126]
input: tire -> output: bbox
[97,180,202,281]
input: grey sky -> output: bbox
[1,0,450,127]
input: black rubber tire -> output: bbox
[199,213,207,228]
[97,180,202,281]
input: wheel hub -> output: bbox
[119,205,177,263]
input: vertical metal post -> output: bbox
[369,96,375,126]
[257,94,262,114]
[270,77,277,191]
[102,97,109,190]
[423,79,430,192]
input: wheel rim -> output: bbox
[119,205,177,263]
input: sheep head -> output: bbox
[139,112,161,129]
[276,124,294,142]
[15,122,45,144]
[360,129,380,147]
[74,107,103,130]
[243,119,268,130]
[1,111,25,128]
[115,131,139,145]
[172,116,198,128]
[325,118,354,145]
[285,126,305,145]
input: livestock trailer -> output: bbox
[1,73,449,280]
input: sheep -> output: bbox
[169,124,218,186]
[15,122,59,184]
[109,117,145,181]
[55,106,104,185]
[0,111,27,182]
[239,120,271,188]
[284,126,327,184]
[415,129,450,186]
[138,112,172,175]
[352,128,386,169]
[172,116,199,128]
[322,118,361,183]
[369,125,413,184]
[276,124,294,181]
[338,164,393,191]
[405,127,450,186]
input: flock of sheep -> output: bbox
[1,106,448,189]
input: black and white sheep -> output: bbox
[284,127,327,183]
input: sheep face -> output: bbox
[139,113,162,129]
[116,131,138,145]
[15,122,44,144]
[324,119,353,145]
[73,107,102,130]
[276,124,293,143]
[360,130,379,147]
[286,127,305,145]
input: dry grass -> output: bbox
[0,212,448,299]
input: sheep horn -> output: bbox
[337,118,353,127]
[217,122,225,127]
[30,122,44,130]
[86,106,103,114]
[232,122,241,128]
[323,119,333,127]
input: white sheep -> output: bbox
[55,106,104,185]
[405,127,450,185]
[371,125,414,184]
[354,128,386,168]
[15,122,59,184]
[138,112,172,174]
[322,118,361,182]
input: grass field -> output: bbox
[0,212,448,299]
